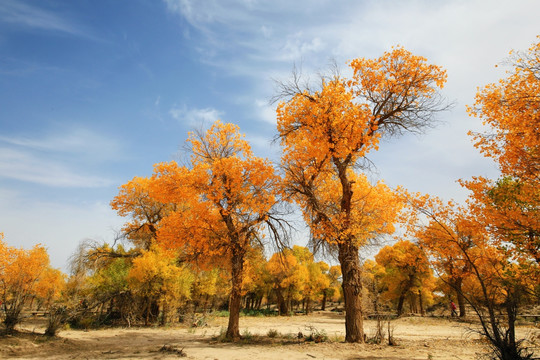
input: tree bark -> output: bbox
[505,295,517,355]
[455,278,466,317]
[226,247,245,340]
[397,291,406,316]
[160,303,167,326]
[275,288,288,315]
[338,241,364,343]
[305,297,311,315]
[418,290,424,316]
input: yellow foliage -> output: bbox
[128,246,193,302]
[34,267,66,308]
[465,38,540,267]
[148,121,281,262]
[0,234,58,329]
[375,240,435,312]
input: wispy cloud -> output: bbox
[0,147,112,188]
[163,0,540,90]
[0,0,96,39]
[169,104,224,125]
[0,128,122,159]
[0,127,122,188]
[163,0,537,204]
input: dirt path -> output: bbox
[1,313,538,359]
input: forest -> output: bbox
[1,39,539,360]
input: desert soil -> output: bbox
[1,312,539,359]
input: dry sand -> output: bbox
[1,312,538,359]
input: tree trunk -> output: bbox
[3,310,21,333]
[338,241,364,343]
[418,290,424,316]
[144,300,150,326]
[203,294,209,313]
[226,248,245,340]
[321,291,327,311]
[275,288,288,315]
[371,279,380,314]
[160,303,167,326]
[505,294,517,356]
[455,278,466,317]
[397,291,406,316]
[305,297,311,315]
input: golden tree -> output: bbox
[408,195,537,360]
[190,267,225,313]
[111,176,173,250]
[319,262,341,310]
[266,247,307,315]
[241,246,270,311]
[455,38,540,360]
[411,198,475,317]
[276,47,447,341]
[291,246,330,314]
[148,121,288,340]
[0,233,51,333]
[34,268,65,309]
[375,240,434,316]
[464,38,540,267]
[128,246,193,325]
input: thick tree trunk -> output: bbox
[338,242,364,343]
[321,292,327,311]
[226,248,245,340]
[275,288,288,315]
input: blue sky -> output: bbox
[1,0,539,270]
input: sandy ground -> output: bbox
[1,312,539,360]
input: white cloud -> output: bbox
[254,99,276,125]
[0,147,113,188]
[278,33,324,62]
[163,0,540,93]
[0,0,97,40]
[0,127,122,188]
[0,127,122,159]
[164,0,539,206]
[169,104,224,125]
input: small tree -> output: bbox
[128,247,193,326]
[266,247,307,315]
[34,267,67,336]
[87,255,132,324]
[242,246,270,311]
[375,240,434,316]
[409,197,536,360]
[0,234,51,333]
